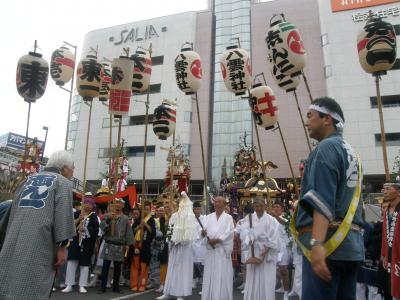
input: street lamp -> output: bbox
[41,126,49,161]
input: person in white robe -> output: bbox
[156,192,197,300]
[201,196,235,300]
[192,201,206,289]
[241,197,280,300]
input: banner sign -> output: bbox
[331,0,399,12]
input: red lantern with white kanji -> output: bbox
[132,49,152,93]
[16,51,49,102]
[76,54,102,101]
[153,99,177,140]
[109,56,133,116]
[357,15,397,75]
[268,53,300,93]
[220,45,252,96]
[250,83,278,130]
[50,46,75,86]
[265,15,306,78]
[175,44,202,95]
[99,61,111,102]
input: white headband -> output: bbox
[309,104,345,129]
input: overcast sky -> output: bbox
[0,0,208,156]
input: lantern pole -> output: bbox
[169,132,176,205]
[194,92,208,212]
[81,100,93,200]
[108,114,113,191]
[111,115,123,234]
[293,90,312,152]
[61,41,77,150]
[375,74,390,181]
[301,71,313,104]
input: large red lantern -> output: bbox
[16,51,49,102]
[357,15,397,75]
[175,43,202,95]
[76,54,102,101]
[265,15,306,78]
[153,99,177,140]
[220,45,252,96]
[268,54,300,93]
[131,49,152,93]
[99,61,112,102]
[50,46,75,86]
[109,56,133,116]
[250,83,278,130]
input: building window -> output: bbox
[152,56,164,66]
[370,94,400,108]
[321,33,329,47]
[375,133,400,147]
[135,84,161,95]
[129,114,155,126]
[324,65,332,78]
[394,24,400,35]
[98,148,113,158]
[183,144,191,156]
[184,111,192,123]
[126,145,156,157]
[102,117,129,128]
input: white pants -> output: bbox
[356,283,383,300]
[65,260,89,287]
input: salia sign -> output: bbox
[331,0,400,12]
[108,25,161,46]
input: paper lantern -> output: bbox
[16,51,49,103]
[265,16,306,77]
[250,83,278,130]
[76,54,102,101]
[109,56,133,116]
[268,54,300,93]
[153,99,177,140]
[357,15,397,75]
[50,46,75,86]
[131,49,152,93]
[220,45,252,96]
[99,61,112,102]
[175,44,202,95]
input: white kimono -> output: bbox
[163,212,194,297]
[201,211,234,300]
[241,212,280,300]
[192,214,206,263]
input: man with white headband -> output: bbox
[292,97,364,300]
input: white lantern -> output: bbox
[50,46,75,86]
[99,61,112,102]
[268,54,300,93]
[250,83,278,130]
[265,15,306,77]
[16,51,49,102]
[220,45,252,96]
[175,44,202,95]
[357,15,397,75]
[109,56,133,116]
[132,49,152,93]
[153,99,177,140]
[76,54,102,101]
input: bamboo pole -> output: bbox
[301,71,313,104]
[111,116,123,234]
[169,132,176,203]
[82,100,93,200]
[108,115,113,191]
[293,90,312,153]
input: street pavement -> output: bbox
[52,285,300,300]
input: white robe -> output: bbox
[201,211,234,300]
[241,212,280,300]
[163,212,194,297]
[192,214,206,263]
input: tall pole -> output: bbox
[23,102,32,175]
[108,114,113,190]
[111,115,122,235]
[141,44,152,219]
[82,101,93,199]
[194,92,208,212]
[293,90,312,152]
[375,75,390,181]
[301,71,313,104]
[41,126,48,162]
[63,42,77,150]
[169,132,176,204]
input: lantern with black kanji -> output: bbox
[16,51,49,102]
[99,61,112,102]
[220,45,252,96]
[268,54,300,93]
[153,99,177,140]
[109,56,133,116]
[250,83,278,130]
[265,15,306,78]
[175,43,202,95]
[50,46,75,86]
[357,15,397,75]
[76,54,102,101]
[131,49,152,93]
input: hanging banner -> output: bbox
[331,0,399,12]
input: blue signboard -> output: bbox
[6,133,44,151]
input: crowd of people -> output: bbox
[0,97,400,300]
